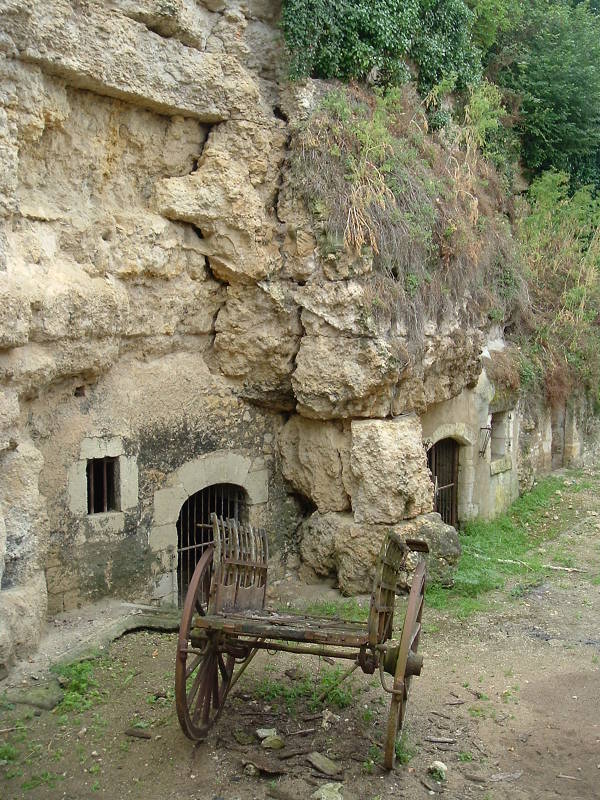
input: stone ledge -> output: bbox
[5,0,257,121]
[490,455,513,476]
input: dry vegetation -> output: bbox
[290,83,524,344]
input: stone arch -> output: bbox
[148,450,268,605]
[428,422,477,448]
[426,424,477,525]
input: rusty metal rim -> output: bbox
[383,561,426,770]
[176,546,235,740]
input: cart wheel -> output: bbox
[383,560,426,770]
[175,547,234,740]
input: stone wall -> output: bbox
[516,394,595,492]
[420,344,521,525]
[0,0,290,672]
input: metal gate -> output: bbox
[176,483,246,608]
[427,438,459,527]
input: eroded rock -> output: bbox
[155,117,285,283]
[278,416,351,512]
[4,0,257,120]
[293,329,402,420]
[299,510,459,594]
[0,570,48,673]
[349,416,433,524]
[214,282,302,406]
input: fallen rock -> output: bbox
[428,760,448,781]
[307,751,341,777]
[299,511,459,594]
[256,727,277,739]
[242,754,287,775]
[311,782,343,800]
[5,679,63,710]
[321,709,340,729]
[262,734,286,750]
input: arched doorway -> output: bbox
[176,483,247,607]
[427,438,459,527]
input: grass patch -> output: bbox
[363,744,382,773]
[0,743,18,763]
[427,476,567,617]
[50,660,101,713]
[253,666,354,712]
[302,597,369,622]
[22,771,64,791]
[469,705,495,720]
[395,731,415,765]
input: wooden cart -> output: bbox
[175,514,428,769]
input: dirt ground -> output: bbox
[1,468,600,800]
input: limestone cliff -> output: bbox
[2,0,582,673]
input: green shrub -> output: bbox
[466,0,523,52]
[281,0,418,85]
[517,169,600,398]
[410,0,481,92]
[281,0,481,92]
[494,1,600,181]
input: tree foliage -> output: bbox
[465,0,523,51]
[493,1,600,180]
[280,0,481,91]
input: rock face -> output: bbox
[299,511,459,595]
[349,417,433,524]
[278,416,351,512]
[4,0,257,120]
[0,0,490,673]
[214,282,302,406]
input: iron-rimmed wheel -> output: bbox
[175,547,234,740]
[383,560,426,769]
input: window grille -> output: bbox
[87,457,118,514]
[427,438,459,527]
[176,483,247,608]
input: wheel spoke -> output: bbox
[187,655,211,706]
[409,622,421,650]
[185,653,203,680]
[212,658,220,708]
[202,657,216,724]
[217,653,230,684]
[193,666,211,725]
